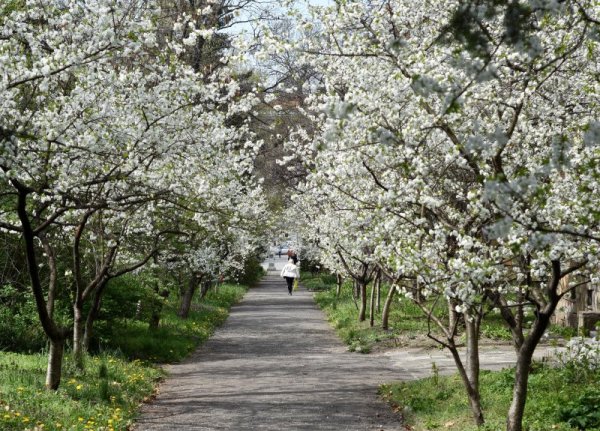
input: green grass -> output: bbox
[301,273,336,292]
[308,272,570,352]
[0,282,247,431]
[0,352,161,431]
[380,363,600,431]
[310,276,444,353]
[310,273,451,352]
[98,283,247,362]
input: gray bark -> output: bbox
[83,279,109,352]
[369,279,376,327]
[448,299,458,332]
[382,284,396,330]
[358,281,367,322]
[178,274,201,318]
[506,259,563,431]
[447,342,485,426]
[376,277,381,313]
[336,274,343,297]
[46,338,65,390]
[73,300,85,369]
[465,315,483,425]
[40,237,57,319]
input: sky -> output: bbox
[224,0,332,35]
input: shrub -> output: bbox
[558,388,600,430]
[100,274,167,322]
[0,284,46,352]
[561,337,600,369]
[237,255,264,286]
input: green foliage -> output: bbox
[559,388,600,430]
[320,273,337,285]
[443,1,537,59]
[381,363,600,431]
[0,284,46,352]
[310,272,548,352]
[299,255,323,275]
[100,274,166,322]
[301,274,332,292]
[480,320,512,341]
[237,255,265,286]
[549,324,578,339]
[0,0,25,25]
[97,283,246,362]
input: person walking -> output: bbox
[287,249,298,264]
[280,258,300,295]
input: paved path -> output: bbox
[134,275,403,431]
[260,254,290,273]
[135,272,564,430]
[383,344,562,381]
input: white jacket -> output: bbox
[281,262,299,279]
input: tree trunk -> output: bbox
[83,295,100,352]
[376,276,381,313]
[382,283,396,330]
[336,274,343,297]
[369,280,376,327]
[83,279,108,352]
[199,278,211,301]
[515,288,525,346]
[465,315,483,425]
[40,237,57,319]
[149,289,169,330]
[448,299,459,333]
[447,343,485,426]
[506,259,562,431]
[16,189,67,390]
[506,309,554,431]
[149,274,161,329]
[46,338,65,390]
[506,345,533,431]
[149,310,160,329]
[72,300,85,369]
[358,281,367,321]
[71,210,95,370]
[178,274,200,319]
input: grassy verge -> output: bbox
[0,353,161,431]
[380,363,600,431]
[0,283,247,431]
[97,283,247,362]
[307,272,569,353]
[308,272,593,430]
[309,273,457,352]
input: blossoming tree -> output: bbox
[0,0,267,389]
[265,1,600,430]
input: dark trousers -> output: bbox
[284,277,294,293]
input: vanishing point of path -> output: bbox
[134,275,403,431]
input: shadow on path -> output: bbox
[134,275,403,431]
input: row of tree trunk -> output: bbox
[337,265,396,332]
